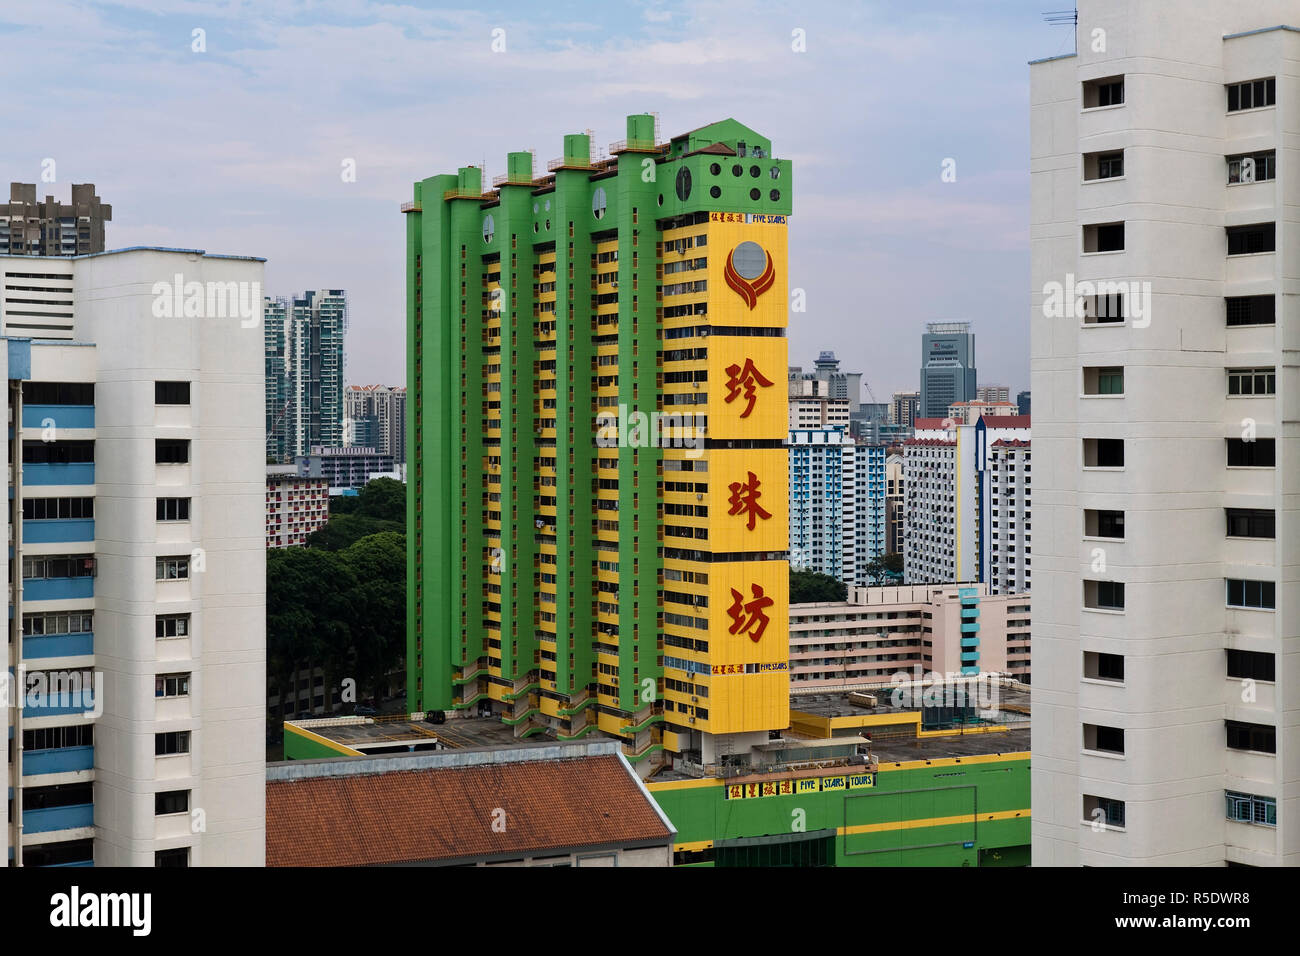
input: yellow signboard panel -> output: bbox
[703,559,789,734]
[706,448,787,554]
[706,335,788,441]
[705,216,788,330]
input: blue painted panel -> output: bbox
[22,519,94,544]
[23,803,94,834]
[22,405,94,429]
[22,632,94,659]
[24,578,94,602]
[22,463,95,486]
[23,745,94,775]
[22,690,95,718]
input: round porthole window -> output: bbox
[676,166,692,201]
[769,166,780,180]
[709,185,721,199]
[544,199,551,212]
[770,189,781,202]
[533,202,539,213]
[732,164,742,176]
[545,219,550,230]
[731,241,767,280]
[749,188,760,201]
[533,222,539,234]
[749,165,760,178]
[710,162,721,176]
[657,193,664,206]
[592,187,607,220]
[482,215,494,243]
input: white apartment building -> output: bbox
[789,429,885,585]
[1031,0,1297,866]
[3,247,266,867]
[903,416,1030,594]
[976,385,1011,404]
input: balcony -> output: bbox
[23,630,93,660]
[23,463,94,486]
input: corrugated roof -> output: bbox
[266,753,673,866]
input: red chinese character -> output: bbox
[724,358,774,418]
[727,583,774,643]
[728,471,772,530]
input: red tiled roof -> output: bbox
[913,418,950,430]
[903,438,956,447]
[266,754,672,867]
[983,414,1030,428]
[991,439,1031,447]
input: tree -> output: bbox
[790,569,847,604]
[308,477,406,550]
[339,532,406,704]
[863,552,904,586]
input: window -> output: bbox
[1227,438,1274,467]
[1226,295,1274,326]
[23,440,94,464]
[1085,509,1124,538]
[21,381,94,405]
[156,498,191,521]
[1084,222,1124,253]
[22,611,93,636]
[156,614,190,639]
[155,848,190,868]
[155,673,191,698]
[1083,438,1124,468]
[155,731,191,756]
[1083,366,1124,395]
[1227,367,1274,396]
[1225,791,1276,827]
[22,497,93,520]
[1083,150,1124,180]
[156,557,189,580]
[1084,291,1125,324]
[1226,578,1274,610]
[1225,720,1275,754]
[155,790,190,815]
[1226,150,1276,184]
[1226,508,1274,539]
[1084,724,1125,755]
[1226,649,1274,683]
[1227,77,1275,112]
[1084,651,1124,682]
[1084,579,1125,611]
[1083,76,1124,108]
[22,555,94,579]
[1226,223,1274,255]
[1083,794,1125,828]
[155,381,191,405]
[155,439,190,464]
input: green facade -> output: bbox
[406,115,793,742]
[650,756,1031,867]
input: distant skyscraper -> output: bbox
[1016,390,1030,416]
[919,322,976,418]
[345,385,407,463]
[1,183,111,256]
[264,290,348,462]
[789,429,885,585]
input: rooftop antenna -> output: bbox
[1043,8,1078,54]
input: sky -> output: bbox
[0,0,1077,399]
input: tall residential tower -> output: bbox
[1031,0,1297,866]
[406,116,792,769]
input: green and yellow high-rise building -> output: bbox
[406,115,792,766]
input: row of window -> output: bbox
[1082,222,1277,255]
[1086,790,1276,831]
[1083,293,1274,326]
[1084,578,1275,611]
[1084,149,1276,185]
[1081,75,1274,114]
[1083,438,1277,469]
[1089,649,1276,685]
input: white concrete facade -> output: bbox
[4,248,266,867]
[1030,1,1298,866]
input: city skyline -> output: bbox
[0,0,1066,396]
